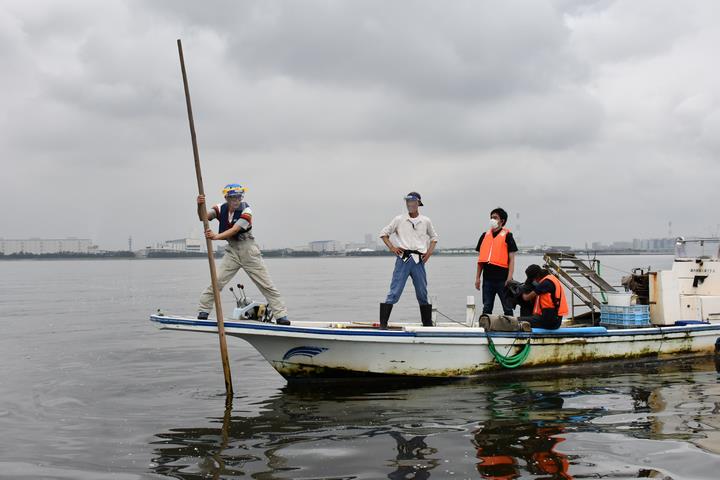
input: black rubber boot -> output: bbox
[379,303,393,329]
[420,304,433,327]
[197,311,209,320]
[275,316,291,326]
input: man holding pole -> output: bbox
[197,183,291,326]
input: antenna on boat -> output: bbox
[177,39,233,398]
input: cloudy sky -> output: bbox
[2,0,719,250]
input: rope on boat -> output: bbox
[486,335,532,369]
[435,309,471,327]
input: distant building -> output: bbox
[141,238,221,257]
[524,244,574,253]
[588,237,676,252]
[163,238,206,253]
[591,242,606,250]
[309,240,344,253]
[346,233,380,252]
[631,237,675,252]
[610,241,633,250]
[0,237,94,255]
[546,245,573,252]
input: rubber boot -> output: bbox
[420,304,433,327]
[379,303,393,329]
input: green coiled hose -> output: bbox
[486,335,532,368]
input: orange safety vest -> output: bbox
[532,430,571,477]
[533,274,569,317]
[477,228,510,268]
[476,449,518,480]
[532,452,571,477]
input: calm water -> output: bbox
[2,254,720,479]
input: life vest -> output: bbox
[477,228,510,268]
[476,449,517,480]
[533,274,569,317]
[215,202,252,240]
[531,431,570,478]
[532,452,570,477]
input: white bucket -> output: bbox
[606,291,632,306]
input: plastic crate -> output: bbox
[600,304,651,327]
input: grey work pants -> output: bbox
[198,240,288,318]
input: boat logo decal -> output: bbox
[282,346,328,361]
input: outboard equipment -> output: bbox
[229,284,273,322]
[621,268,650,305]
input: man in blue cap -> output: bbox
[379,191,439,328]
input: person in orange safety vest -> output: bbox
[520,264,568,330]
[474,207,517,315]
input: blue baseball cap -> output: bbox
[404,191,424,206]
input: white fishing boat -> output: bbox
[150,238,720,380]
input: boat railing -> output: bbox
[568,283,634,325]
[674,237,720,260]
[568,283,599,324]
[544,252,617,323]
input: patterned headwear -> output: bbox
[222,183,247,198]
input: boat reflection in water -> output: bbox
[149,358,720,479]
[474,420,571,479]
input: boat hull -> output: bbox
[149,315,720,379]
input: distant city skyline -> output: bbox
[0,233,690,254]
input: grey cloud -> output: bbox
[154,1,588,101]
[0,0,719,250]
[565,1,700,63]
[136,0,604,154]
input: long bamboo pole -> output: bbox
[177,39,233,396]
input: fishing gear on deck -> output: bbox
[228,284,274,322]
[478,314,532,333]
[504,280,535,317]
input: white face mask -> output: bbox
[490,218,500,229]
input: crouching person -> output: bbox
[197,183,290,326]
[520,264,568,330]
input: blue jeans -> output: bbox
[385,256,429,305]
[482,278,514,315]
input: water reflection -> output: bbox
[387,432,438,479]
[150,358,720,479]
[473,402,572,479]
